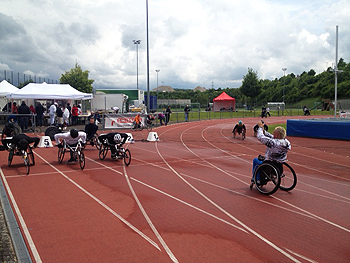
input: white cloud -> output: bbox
[0,0,349,90]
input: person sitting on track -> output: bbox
[253,120,268,137]
[250,121,291,186]
[98,132,128,159]
[84,115,98,145]
[2,133,40,151]
[54,129,86,162]
[232,120,246,138]
[133,113,142,129]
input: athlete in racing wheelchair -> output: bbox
[250,121,293,194]
[98,132,129,159]
[84,115,100,148]
[232,120,246,140]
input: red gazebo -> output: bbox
[213,92,236,111]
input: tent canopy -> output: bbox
[0,80,18,96]
[6,82,93,100]
[213,92,236,111]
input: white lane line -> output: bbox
[0,168,42,263]
[123,166,179,263]
[155,139,302,263]
[34,153,161,250]
[130,177,248,233]
[87,157,178,262]
[202,125,350,228]
[285,248,319,263]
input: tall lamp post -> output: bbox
[155,69,160,110]
[282,68,287,105]
[133,40,141,90]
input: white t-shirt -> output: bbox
[49,104,57,115]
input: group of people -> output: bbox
[157,106,172,125]
[49,102,82,126]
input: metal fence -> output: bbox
[1,70,59,87]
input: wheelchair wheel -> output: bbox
[78,151,85,170]
[99,145,108,160]
[28,147,35,166]
[123,149,131,166]
[242,131,246,140]
[279,162,297,191]
[254,162,280,195]
[23,151,30,175]
[8,149,14,167]
[45,126,61,141]
[146,123,152,132]
[93,135,102,150]
[58,147,65,163]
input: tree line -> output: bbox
[151,58,350,108]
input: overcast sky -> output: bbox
[0,0,349,91]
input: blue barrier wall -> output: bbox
[287,118,350,140]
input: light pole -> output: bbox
[155,69,160,110]
[282,68,287,105]
[146,0,150,113]
[133,40,141,90]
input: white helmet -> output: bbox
[114,133,121,143]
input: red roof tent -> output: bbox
[213,92,236,111]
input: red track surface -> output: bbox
[1,116,349,262]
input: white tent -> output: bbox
[0,80,18,96]
[6,82,93,100]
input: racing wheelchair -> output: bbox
[6,139,35,175]
[98,134,131,166]
[250,160,297,195]
[57,139,85,170]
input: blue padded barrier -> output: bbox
[287,118,350,141]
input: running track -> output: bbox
[0,116,349,262]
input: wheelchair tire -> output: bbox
[146,123,152,132]
[28,147,35,166]
[8,149,14,167]
[58,147,65,163]
[99,145,108,160]
[279,162,297,191]
[79,151,85,170]
[254,162,280,195]
[123,149,131,166]
[93,135,102,150]
[45,126,61,141]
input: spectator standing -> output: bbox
[71,104,79,126]
[12,102,18,114]
[184,105,190,122]
[66,103,72,124]
[56,104,63,124]
[18,101,30,131]
[49,102,57,125]
[165,106,172,125]
[77,104,82,115]
[29,104,35,114]
[35,102,45,127]
[62,105,70,126]
[266,107,271,117]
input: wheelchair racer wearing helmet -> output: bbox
[54,129,86,162]
[232,120,246,138]
[98,132,128,159]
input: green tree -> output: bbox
[60,63,94,93]
[240,68,260,100]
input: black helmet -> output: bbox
[70,129,79,138]
[17,139,29,151]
